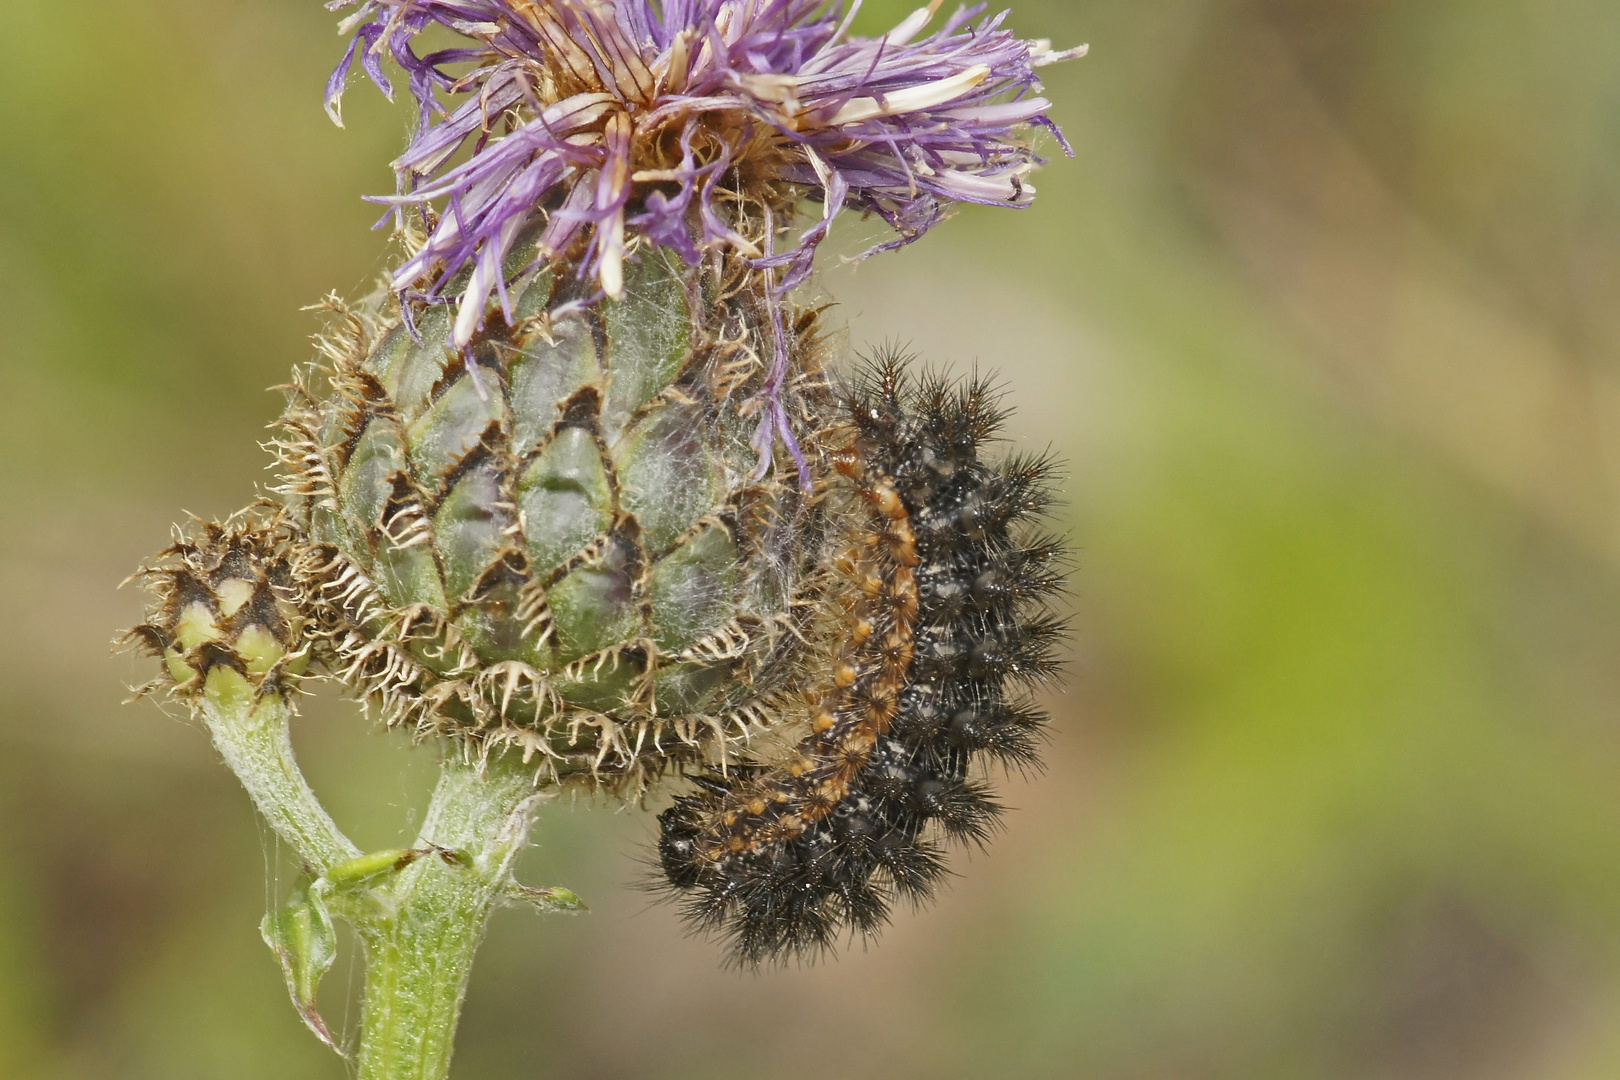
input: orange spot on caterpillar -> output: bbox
[843,730,876,755]
[869,486,906,521]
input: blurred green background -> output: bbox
[6,0,1620,1076]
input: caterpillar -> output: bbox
[656,355,1068,966]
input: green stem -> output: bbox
[198,667,359,873]
[353,751,545,1080]
[198,666,551,1078]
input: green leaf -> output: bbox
[260,877,340,1054]
[505,883,588,914]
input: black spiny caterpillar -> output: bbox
[657,356,1068,965]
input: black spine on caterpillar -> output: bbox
[656,352,1068,966]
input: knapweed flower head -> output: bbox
[326,0,1084,348]
[127,2,1077,1011]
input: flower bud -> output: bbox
[273,250,835,790]
[125,515,309,701]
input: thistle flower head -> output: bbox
[326,0,1084,347]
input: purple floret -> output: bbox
[325,0,1082,481]
[328,1,1082,332]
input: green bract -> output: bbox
[274,250,835,789]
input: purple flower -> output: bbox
[325,0,1084,347]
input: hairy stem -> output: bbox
[198,666,550,1078]
[198,667,359,872]
[353,751,546,1080]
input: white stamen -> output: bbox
[335,8,372,35]
[734,72,802,110]
[600,213,626,300]
[1032,42,1090,67]
[827,65,991,126]
[886,1,945,49]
